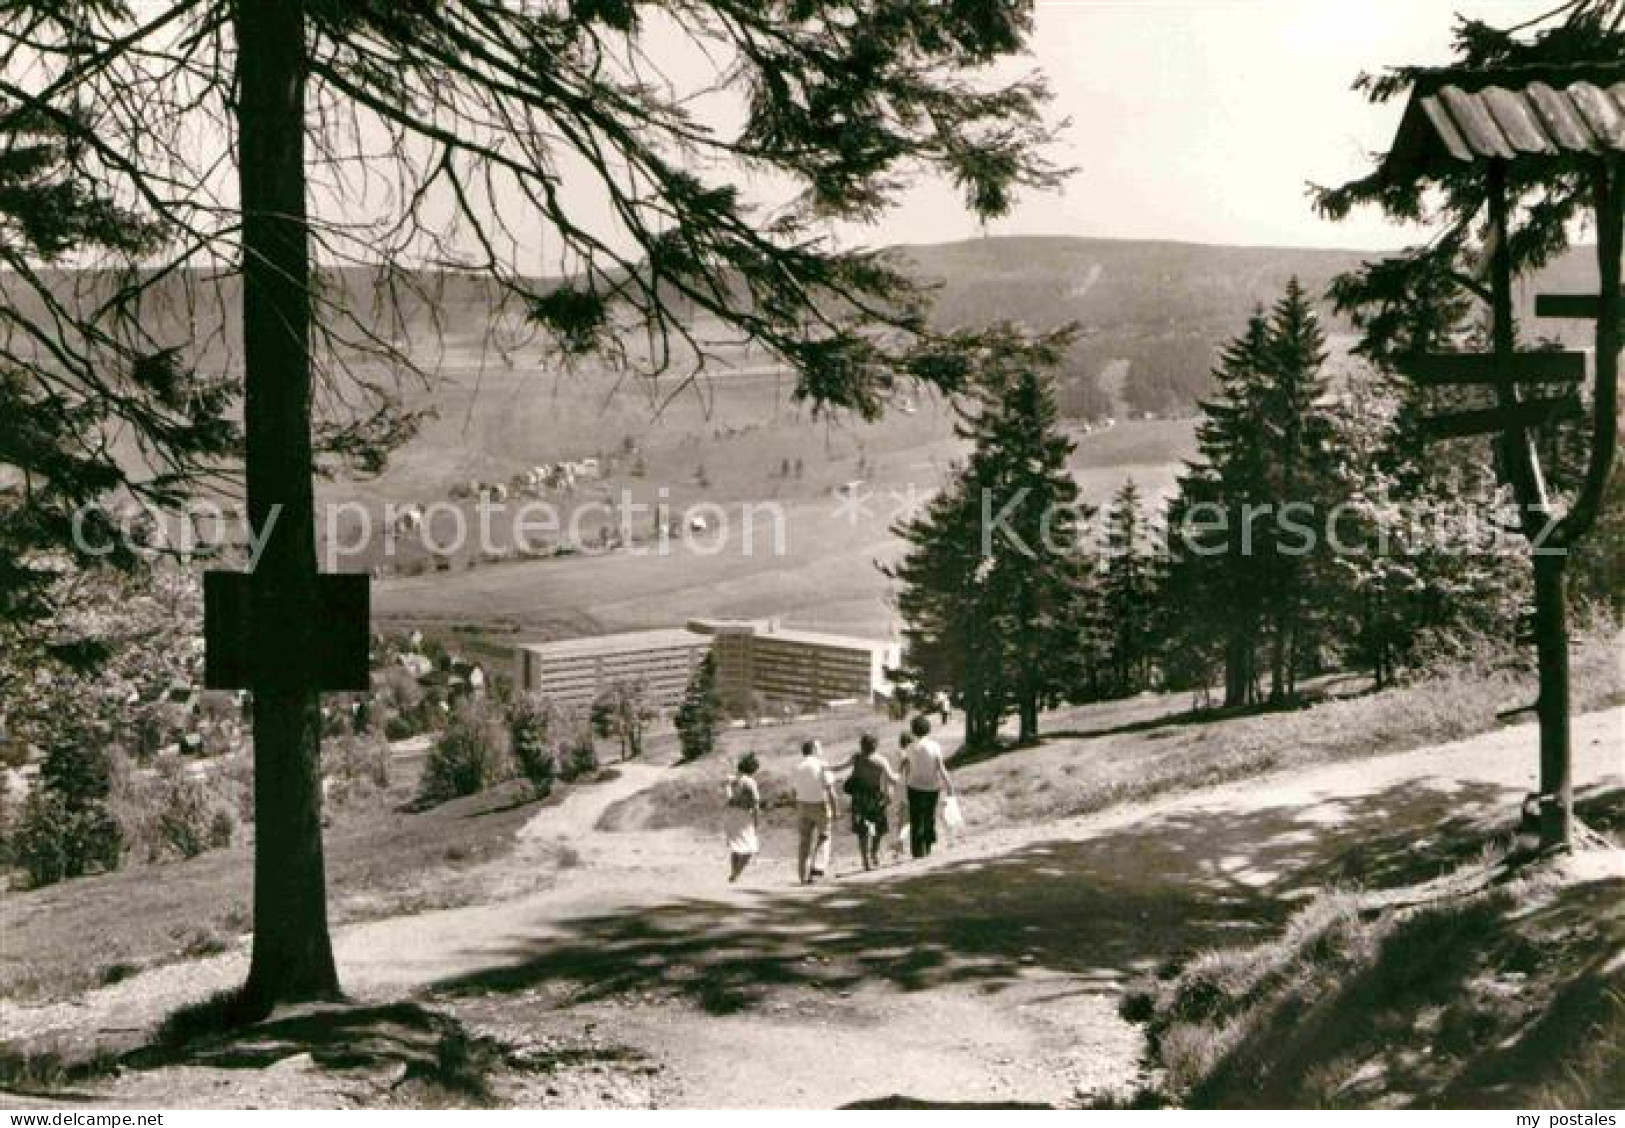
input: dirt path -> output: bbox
[4,710,1622,1108]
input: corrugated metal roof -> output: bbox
[1382,64,1625,183]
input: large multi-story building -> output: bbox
[514,628,712,708]
[512,620,900,714]
[687,619,900,712]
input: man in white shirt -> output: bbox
[902,715,954,859]
[791,739,840,883]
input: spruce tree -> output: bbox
[1253,279,1339,703]
[1098,479,1158,696]
[675,654,723,762]
[1161,281,1344,707]
[1165,311,1272,707]
[888,338,1085,749]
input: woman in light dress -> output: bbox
[724,753,763,882]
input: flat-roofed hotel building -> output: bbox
[513,621,899,712]
[514,628,712,708]
[687,619,900,711]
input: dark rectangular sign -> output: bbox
[1533,291,1625,320]
[1534,294,1600,320]
[1401,351,1586,387]
[204,571,371,692]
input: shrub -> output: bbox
[508,696,557,796]
[156,773,224,859]
[417,702,511,806]
[325,732,392,808]
[115,753,240,863]
[13,789,122,888]
[558,713,599,783]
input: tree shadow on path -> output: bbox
[431,777,1529,1016]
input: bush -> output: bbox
[558,714,599,783]
[114,753,240,863]
[508,696,557,796]
[13,789,122,888]
[417,702,511,806]
[325,732,392,808]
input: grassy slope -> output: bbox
[0,771,567,1003]
[1126,845,1625,1109]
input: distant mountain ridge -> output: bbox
[890,235,1598,418]
[6,234,1600,424]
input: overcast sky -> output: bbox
[859,0,1564,252]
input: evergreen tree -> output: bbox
[508,696,557,796]
[1158,464,1230,705]
[889,467,990,737]
[1161,281,1344,707]
[14,729,123,887]
[1164,311,1272,707]
[1,30,236,626]
[888,337,1085,748]
[1067,563,1113,703]
[973,367,1089,744]
[1253,279,1340,703]
[1327,386,1526,688]
[674,654,723,762]
[1098,479,1158,696]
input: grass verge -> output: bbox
[1119,808,1625,1108]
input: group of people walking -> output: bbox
[723,715,958,885]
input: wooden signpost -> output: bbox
[1368,64,1622,854]
[1396,274,1623,851]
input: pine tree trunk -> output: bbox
[1018,693,1038,746]
[1268,612,1287,705]
[1223,626,1254,708]
[1533,551,1573,850]
[235,0,340,1011]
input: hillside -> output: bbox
[897,236,1369,417]
[896,235,1600,418]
